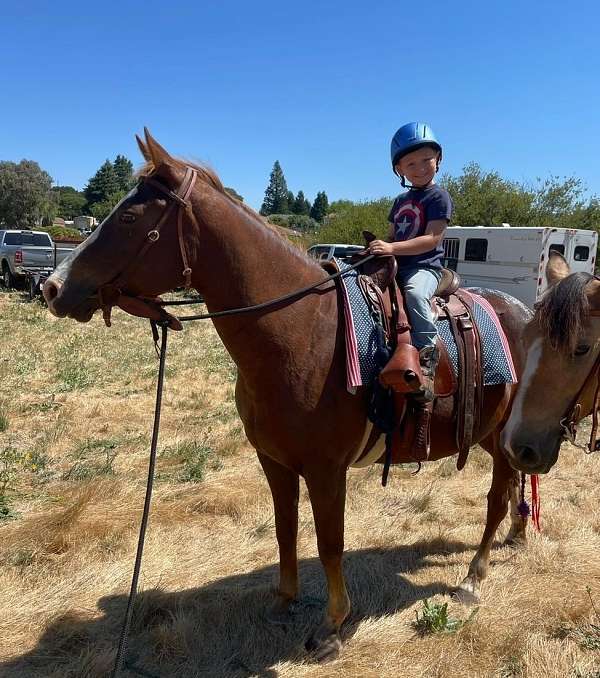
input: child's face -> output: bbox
[395,146,440,187]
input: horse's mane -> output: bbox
[534,271,594,354]
[137,157,313,254]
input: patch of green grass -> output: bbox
[63,438,119,480]
[413,599,478,635]
[0,404,8,432]
[160,439,220,483]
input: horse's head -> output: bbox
[501,252,600,473]
[44,129,207,327]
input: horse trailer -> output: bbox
[442,226,597,308]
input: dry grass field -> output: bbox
[1,289,600,678]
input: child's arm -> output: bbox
[370,220,446,256]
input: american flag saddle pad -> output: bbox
[334,259,518,393]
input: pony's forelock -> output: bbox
[534,272,594,354]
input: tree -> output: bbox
[260,161,289,215]
[0,160,55,228]
[292,190,311,215]
[113,154,134,192]
[89,189,127,222]
[310,191,329,223]
[317,198,393,244]
[52,185,86,220]
[84,160,120,208]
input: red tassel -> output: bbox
[531,474,541,531]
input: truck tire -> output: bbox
[2,263,16,289]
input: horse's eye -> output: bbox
[574,344,591,356]
[120,213,136,224]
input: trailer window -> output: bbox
[442,238,459,271]
[574,246,590,262]
[465,238,488,262]
[549,243,565,255]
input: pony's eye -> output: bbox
[120,213,136,224]
[574,344,591,356]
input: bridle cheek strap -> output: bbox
[98,166,198,327]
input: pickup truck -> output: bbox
[0,229,79,291]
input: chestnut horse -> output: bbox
[44,130,531,661]
[502,252,600,474]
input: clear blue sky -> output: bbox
[2,1,599,210]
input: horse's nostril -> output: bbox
[43,279,61,308]
[517,445,540,467]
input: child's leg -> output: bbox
[397,267,440,350]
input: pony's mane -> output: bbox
[534,271,594,354]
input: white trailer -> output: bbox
[442,226,597,308]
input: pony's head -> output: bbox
[44,129,230,326]
[501,252,600,473]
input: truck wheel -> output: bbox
[28,276,40,300]
[2,264,15,289]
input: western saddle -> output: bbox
[349,247,484,474]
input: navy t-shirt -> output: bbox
[387,184,453,269]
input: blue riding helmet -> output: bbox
[390,122,442,171]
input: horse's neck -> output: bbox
[191,195,333,377]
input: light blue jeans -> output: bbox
[396,266,441,350]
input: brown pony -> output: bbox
[502,252,600,473]
[44,130,532,661]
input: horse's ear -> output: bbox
[546,251,570,286]
[136,134,151,162]
[143,128,173,168]
[586,278,600,313]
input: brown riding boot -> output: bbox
[412,346,439,460]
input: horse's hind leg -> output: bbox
[257,452,300,621]
[304,465,349,662]
[455,431,515,605]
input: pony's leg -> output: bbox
[455,432,513,605]
[257,452,300,620]
[304,466,349,662]
[505,472,528,545]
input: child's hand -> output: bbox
[369,240,394,256]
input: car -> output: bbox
[307,243,365,262]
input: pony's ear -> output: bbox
[546,251,570,286]
[144,128,173,168]
[136,134,152,162]
[586,278,600,313]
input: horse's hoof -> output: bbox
[453,580,481,606]
[305,630,342,663]
[504,534,527,548]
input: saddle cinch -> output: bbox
[350,248,484,471]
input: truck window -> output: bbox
[549,243,565,255]
[3,232,51,247]
[443,238,459,271]
[574,245,590,262]
[465,238,488,262]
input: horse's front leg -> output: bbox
[456,432,514,604]
[304,464,349,662]
[257,452,300,622]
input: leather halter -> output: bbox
[97,166,199,329]
[560,309,600,453]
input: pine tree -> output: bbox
[310,191,329,222]
[260,161,289,215]
[287,191,295,213]
[84,160,120,207]
[113,155,134,192]
[293,190,311,215]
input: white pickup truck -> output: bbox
[0,229,79,294]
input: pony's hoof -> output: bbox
[504,534,527,548]
[306,629,342,663]
[453,579,481,606]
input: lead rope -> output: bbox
[111,321,169,678]
[517,472,541,532]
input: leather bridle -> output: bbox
[96,166,199,329]
[559,309,600,453]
